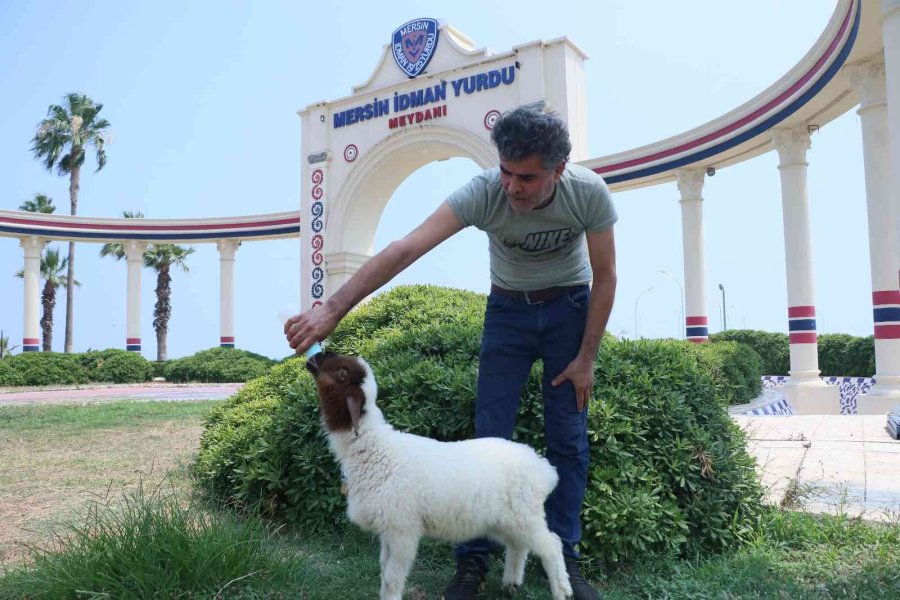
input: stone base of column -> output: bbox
[781,376,841,414]
[856,375,900,415]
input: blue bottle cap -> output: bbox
[304,341,323,360]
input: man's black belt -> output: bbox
[490,283,583,304]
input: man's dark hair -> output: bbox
[490,103,572,169]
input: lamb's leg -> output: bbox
[378,532,419,600]
[530,528,572,600]
[502,544,527,590]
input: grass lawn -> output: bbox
[0,399,216,565]
[0,400,898,599]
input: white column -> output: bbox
[19,237,46,352]
[846,56,900,411]
[883,0,900,288]
[771,128,838,413]
[675,168,708,342]
[217,240,239,348]
[124,241,146,354]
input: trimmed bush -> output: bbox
[152,361,167,379]
[710,329,790,376]
[0,359,25,386]
[196,286,763,563]
[818,333,875,377]
[677,340,764,405]
[78,349,153,383]
[0,352,89,386]
[163,347,276,383]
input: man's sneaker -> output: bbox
[564,555,601,600]
[441,555,488,600]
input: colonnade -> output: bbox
[16,237,241,355]
[669,0,900,412]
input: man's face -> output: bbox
[499,154,566,212]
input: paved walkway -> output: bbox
[733,415,900,522]
[0,382,243,406]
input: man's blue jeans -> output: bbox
[455,284,591,560]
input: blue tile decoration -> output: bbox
[740,376,877,415]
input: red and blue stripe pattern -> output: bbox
[591,0,860,186]
[0,211,301,243]
[126,337,141,352]
[873,290,900,340]
[788,306,817,344]
[22,337,39,352]
[220,336,235,348]
[686,316,708,343]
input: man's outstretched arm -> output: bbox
[285,201,464,354]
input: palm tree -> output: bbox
[31,93,110,353]
[0,331,19,358]
[146,245,194,362]
[100,212,194,361]
[16,249,71,351]
[19,193,55,213]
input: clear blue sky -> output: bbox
[0,1,870,360]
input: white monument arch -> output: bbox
[298,20,589,309]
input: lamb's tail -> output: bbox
[535,455,560,499]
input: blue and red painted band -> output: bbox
[873,290,900,340]
[788,306,817,344]
[220,336,235,348]
[686,316,708,342]
[22,337,39,352]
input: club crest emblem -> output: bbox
[391,18,439,78]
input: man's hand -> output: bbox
[284,304,339,356]
[550,355,595,412]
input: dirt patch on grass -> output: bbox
[0,420,205,566]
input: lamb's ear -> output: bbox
[346,394,363,435]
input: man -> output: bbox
[285,104,617,600]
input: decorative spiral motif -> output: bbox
[310,203,324,232]
[310,168,326,303]
[484,110,501,130]
[311,234,324,265]
[343,144,358,162]
[311,267,324,299]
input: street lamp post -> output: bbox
[718,283,727,330]
[634,287,653,339]
[659,271,685,339]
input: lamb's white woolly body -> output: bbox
[307,353,573,600]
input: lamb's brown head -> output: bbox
[305,351,373,435]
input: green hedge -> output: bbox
[0,352,90,386]
[195,285,763,564]
[78,349,153,383]
[678,340,763,405]
[710,329,876,377]
[0,349,152,386]
[817,333,875,377]
[709,329,790,376]
[163,347,277,383]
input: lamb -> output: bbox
[305,351,573,600]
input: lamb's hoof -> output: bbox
[501,583,519,597]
